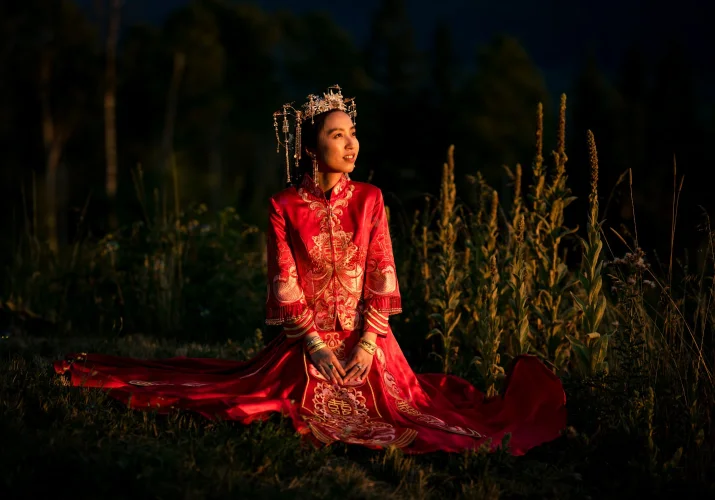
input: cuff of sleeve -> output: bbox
[265,301,309,325]
[363,296,402,316]
[283,308,318,339]
[363,307,389,337]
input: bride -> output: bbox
[55,86,566,455]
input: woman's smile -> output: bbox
[315,110,359,174]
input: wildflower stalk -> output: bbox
[465,172,490,293]
[427,145,462,373]
[465,185,502,372]
[549,94,569,198]
[568,130,608,376]
[409,194,434,306]
[482,190,499,280]
[530,103,547,216]
[422,220,430,302]
[527,95,576,365]
[474,255,504,397]
[508,215,530,356]
[507,163,524,239]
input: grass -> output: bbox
[2,96,714,498]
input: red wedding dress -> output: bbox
[55,174,567,455]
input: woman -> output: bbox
[55,86,566,455]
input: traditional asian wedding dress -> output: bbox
[55,173,567,455]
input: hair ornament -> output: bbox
[272,85,356,185]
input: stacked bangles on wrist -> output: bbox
[305,335,326,355]
[304,336,377,356]
[357,338,377,355]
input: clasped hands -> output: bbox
[306,333,377,385]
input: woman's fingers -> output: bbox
[358,363,370,381]
[325,366,339,384]
[332,366,343,384]
[343,360,357,376]
[345,363,362,382]
[316,357,336,383]
[344,358,370,383]
[312,348,370,384]
[319,364,333,383]
[312,352,337,383]
[343,350,360,371]
[330,353,347,377]
[325,359,342,384]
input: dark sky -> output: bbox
[78,0,715,97]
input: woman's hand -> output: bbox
[343,342,375,383]
[309,345,346,384]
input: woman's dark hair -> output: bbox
[292,109,342,185]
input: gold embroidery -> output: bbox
[301,352,415,448]
[304,381,417,448]
[272,240,304,303]
[323,332,346,360]
[377,348,485,439]
[363,193,399,303]
[395,399,422,416]
[298,179,364,331]
[307,421,418,448]
[365,236,397,295]
[128,380,209,387]
[313,382,375,427]
[328,398,353,416]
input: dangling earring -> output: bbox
[312,155,319,186]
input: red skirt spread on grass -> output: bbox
[54,328,567,455]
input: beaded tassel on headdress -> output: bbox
[273,85,356,186]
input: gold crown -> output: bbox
[303,85,357,123]
[273,85,357,185]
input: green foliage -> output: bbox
[1,99,715,496]
[3,168,265,343]
[426,145,463,374]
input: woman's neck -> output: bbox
[316,171,344,193]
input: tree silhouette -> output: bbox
[204,0,283,220]
[431,20,456,108]
[0,0,713,263]
[365,0,420,95]
[456,35,549,189]
[0,1,99,249]
[104,0,121,229]
[363,0,427,198]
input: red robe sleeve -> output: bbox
[265,197,319,340]
[362,189,402,337]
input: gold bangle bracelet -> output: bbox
[308,340,326,349]
[308,342,327,355]
[357,345,375,356]
[305,336,322,348]
[357,341,376,355]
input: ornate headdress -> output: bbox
[273,85,357,185]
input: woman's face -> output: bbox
[312,110,359,175]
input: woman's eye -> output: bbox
[334,133,342,138]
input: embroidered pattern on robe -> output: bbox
[265,173,402,332]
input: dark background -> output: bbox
[1,0,714,269]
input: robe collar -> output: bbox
[299,172,351,200]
